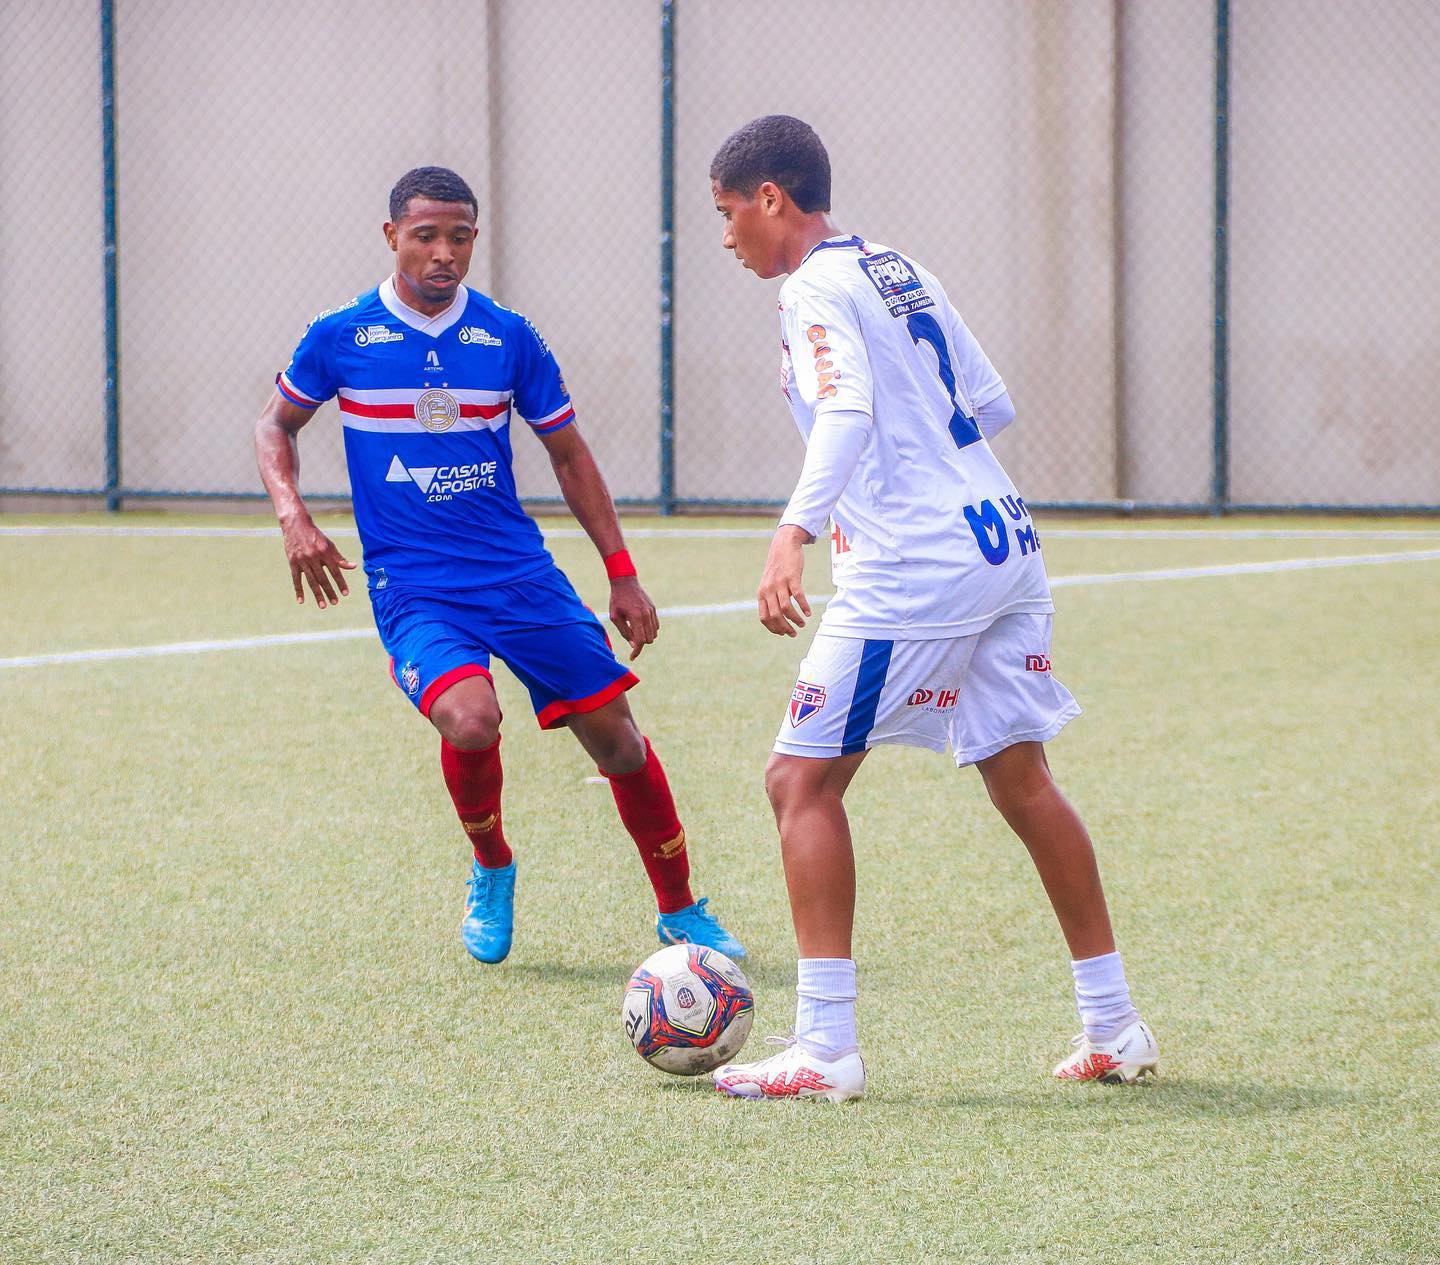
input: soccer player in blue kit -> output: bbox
[704,117,1156,1101]
[255,166,743,966]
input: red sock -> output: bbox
[440,737,513,869]
[606,737,694,915]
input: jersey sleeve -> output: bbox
[785,281,874,420]
[510,316,575,436]
[276,313,340,409]
[944,302,1007,411]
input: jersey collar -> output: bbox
[379,275,468,337]
[799,234,866,267]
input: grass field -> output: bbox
[2,514,1438,1264]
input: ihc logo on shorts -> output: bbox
[908,687,958,710]
[789,681,827,727]
[400,662,421,695]
[1025,655,1052,673]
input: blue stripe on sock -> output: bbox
[841,639,894,755]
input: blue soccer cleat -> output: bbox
[656,896,747,961]
[461,859,516,964]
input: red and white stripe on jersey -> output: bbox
[528,402,575,435]
[335,387,513,433]
[277,372,323,409]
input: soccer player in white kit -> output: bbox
[707,116,1158,1102]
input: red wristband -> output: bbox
[603,549,637,581]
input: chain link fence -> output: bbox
[1,0,1437,513]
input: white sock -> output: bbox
[795,957,858,1058]
[1071,951,1140,1042]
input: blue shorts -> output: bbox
[369,566,638,728]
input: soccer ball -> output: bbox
[621,943,754,1075]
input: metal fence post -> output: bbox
[658,0,676,515]
[1211,0,1231,515]
[100,0,122,511]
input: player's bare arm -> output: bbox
[539,423,658,660]
[254,391,356,609]
[756,524,813,637]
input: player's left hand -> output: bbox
[609,577,659,660]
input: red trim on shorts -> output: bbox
[535,671,639,730]
[419,664,493,718]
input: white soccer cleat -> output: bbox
[1052,1017,1159,1083]
[712,1035,865,1103]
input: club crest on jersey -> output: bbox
[860,251,935,318]
[458,325,502,347]
[355,324,404,346]
[789,681,827,727]
[415,388,460,432]
[400,662,421,695]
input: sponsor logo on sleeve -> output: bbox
[355,324,404,346]
[859,251,935,317]
[807,324,841,400]
[1025,655,1052,673]
[789,680,828,727]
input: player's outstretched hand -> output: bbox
[757,526,812,637]
[281,517,356,609]
[610,577,659,660]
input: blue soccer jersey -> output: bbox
[278,277,576,590]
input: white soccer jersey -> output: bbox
[778,235,1054,639]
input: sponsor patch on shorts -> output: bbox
[789,680,827,726]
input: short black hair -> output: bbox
[388,166,478,222]
[709,115,831,213]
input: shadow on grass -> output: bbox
[878,1077,1354,1116]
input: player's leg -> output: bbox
[956,613,1157,1082]
[975,741,1114,960]
[714,636,954,1103]
[485,569,743,956]
[763,751,867,959]
[428,673,511,868]
[372,588,516,964]
[424,673,517,964]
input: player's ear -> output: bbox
[383,221,399,252]
[758,181,785,217]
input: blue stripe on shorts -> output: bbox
[841,639,894,755]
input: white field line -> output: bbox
[4,524,1440,542]
[2,548,1437,673]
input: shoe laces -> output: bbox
[467,867,509,918]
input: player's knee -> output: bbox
[437,710,501,751]
[978,742,1053,811]
[597,727,647,777]
[765,754,812,818]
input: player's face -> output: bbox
[384,198,477,313]
[712,180,785,279]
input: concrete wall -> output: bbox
[1,0,1437,507]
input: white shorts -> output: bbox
[772,613,1081,767]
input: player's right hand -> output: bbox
[281,518,356,609]
[757,527,812,637]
